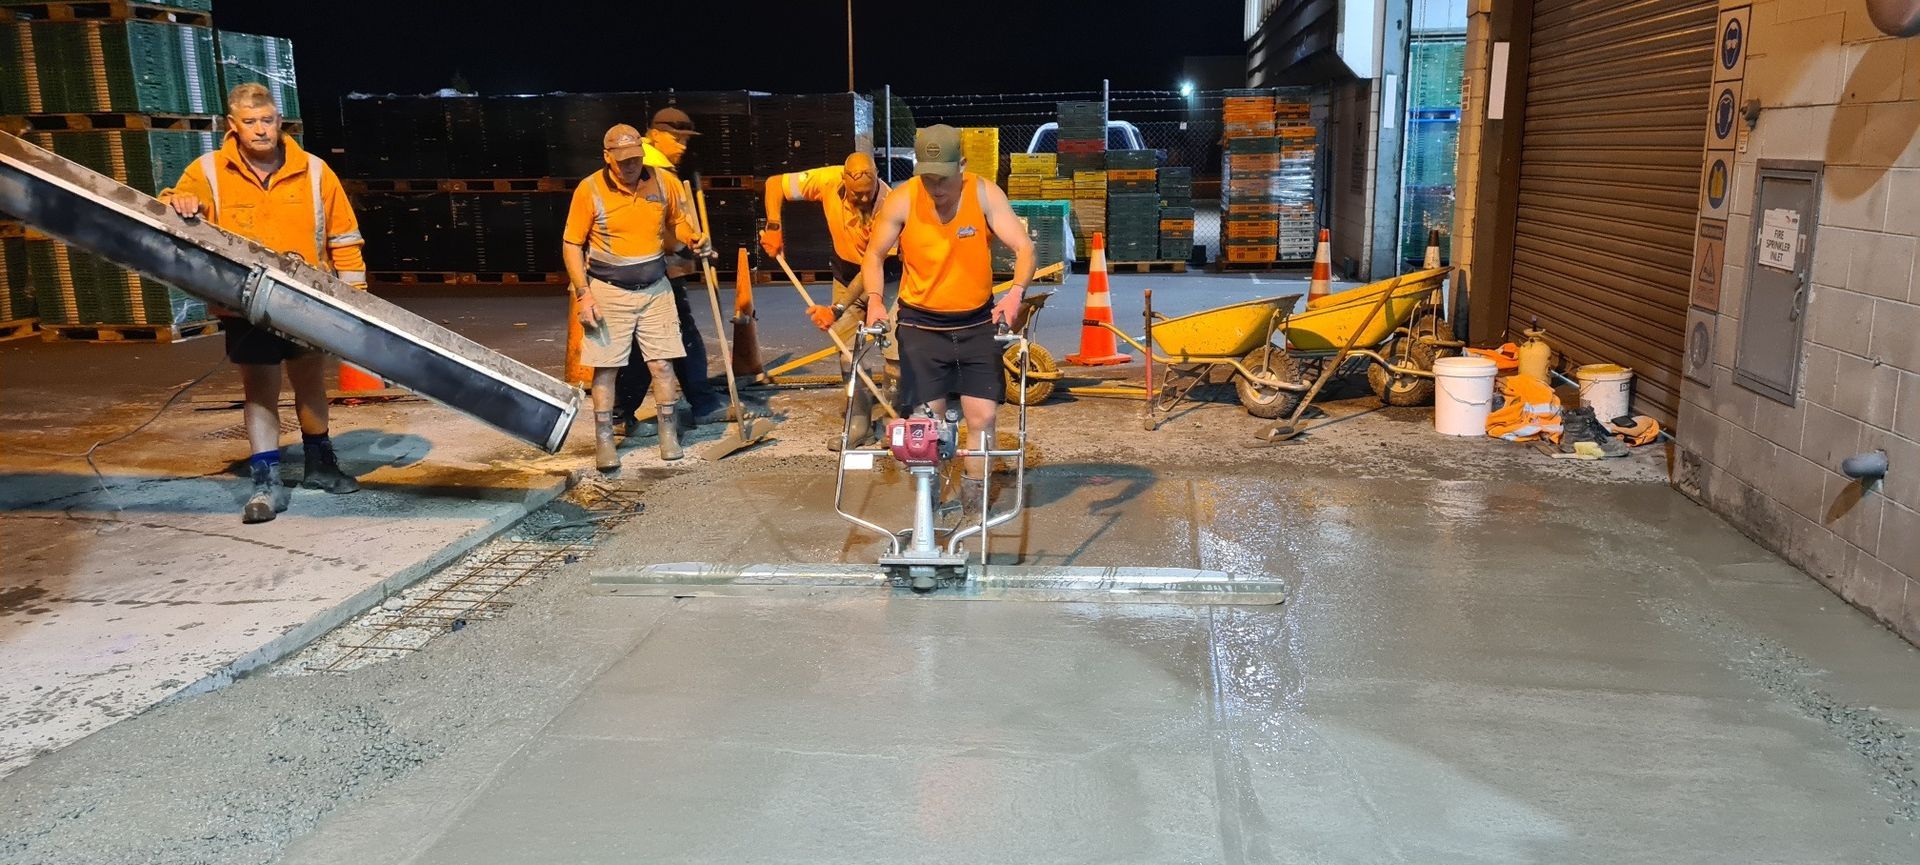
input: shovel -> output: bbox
[689,182,778,459]
[1254,272,1399,443]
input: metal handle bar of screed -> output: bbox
[832,322,907,556]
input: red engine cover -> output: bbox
[886,417,942,466]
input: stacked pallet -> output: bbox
[992,200,1071,282]
[960,126,998,185]
[1040,177,1074,200]
[1070,169,1105,253]
[1055,100,1105,179]
[1103,149,1156,262]
[0,2,273,337]
[1158,166,1194,261]
[1220,89,1319,266]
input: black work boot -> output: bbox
[1560,406,1628,458]
[300,436,361,494]
[243,460,285,524]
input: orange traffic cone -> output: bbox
[731,248,763,379]
[565,292,593,390]
[339,361,382,392]
[1308,228,1332,303]
[1066,232,1133,367]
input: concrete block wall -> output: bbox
[1676,0,1920,645]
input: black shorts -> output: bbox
[895,320,1004,410]
[222,316,310,366]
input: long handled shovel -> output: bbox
[772,253,900,420]
[1255,277,1399,443]
[689,183,777,459]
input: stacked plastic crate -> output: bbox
[1005,152,1052,200]
[1057,101,1105,255]
[0,2,240,335]
[1274,99,1317,262]
[960,127,999,186]
[991,200,1072,282]
[1103,149,1157,262]
[1221,90,1278,265]
[1157,166,1193,262]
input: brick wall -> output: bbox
[1676,0,1920,644]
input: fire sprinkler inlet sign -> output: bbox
[1759,208,1800,272]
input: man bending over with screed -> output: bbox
[860,125,1033,513]
[163,83,366,524]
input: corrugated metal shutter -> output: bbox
[1509,0,1715,424]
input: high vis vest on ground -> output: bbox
[1485,375,1564,443]
[897,173,993,313]
[777,165,889,264]
[163,134,366,287]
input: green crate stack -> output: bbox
[0,20,219,115]
[1,233,34,321]
[215,30,299,119]
[993,200,1073,276]
[1105,192,1159,262]
[1158,206,1194,262]
[1105,150,1154,171]
[23,129,217,194]
[25,236,207,327]
[1408,40,1465,110]
[1056,100,1105,179]
[0,0,218,9]
[1156,166,1191,207]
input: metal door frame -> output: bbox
[1733,158,1823,405]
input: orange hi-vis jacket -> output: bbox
[1485,375,1564,442]
[773,164,890,264]
[897,173,993,314]
[163,134,367,288]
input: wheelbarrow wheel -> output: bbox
[1003,342,1058,405]
[1236,346,1305,419]
[1367,337,1448,406]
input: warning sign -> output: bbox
[1759,208,1800,272]
[1717,6,1750,82]
[1708,81,1742,149]
[1700,152,1734,220]
[1691,218,1727,312]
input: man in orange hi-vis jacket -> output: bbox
[162,83,367,526]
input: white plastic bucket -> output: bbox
[1576,363,1634,422]
[1433,355,1498,436]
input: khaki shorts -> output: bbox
[582,276,684,368]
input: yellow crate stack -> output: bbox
[960,127,1000,185]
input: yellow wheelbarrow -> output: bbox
[1094,267,1460,429]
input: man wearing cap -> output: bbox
[760,152,896,448]
[860,125,1034,511]
[563,123,708,469]
[609,107,728,436]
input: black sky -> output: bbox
[218,0,1244,113]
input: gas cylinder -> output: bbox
[1518,323,1553,385]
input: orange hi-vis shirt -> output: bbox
[897,173,992,314]
[163,134,366,286]
[776,165,889,264]
[563,166,696,283]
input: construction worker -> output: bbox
[161,83,366,525]
[760,151,895,448]
[610,107,727,435]
[563,123,709,469]
[860,125,1034,509]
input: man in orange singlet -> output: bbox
[860,125,1034,508]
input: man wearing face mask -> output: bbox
[563,124,709,470]
[608,107,728,436]
[760,151,896,448]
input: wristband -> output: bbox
[763,222,781,231]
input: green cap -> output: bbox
[914,124,963,177]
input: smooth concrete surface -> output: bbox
[267,396,1917,865]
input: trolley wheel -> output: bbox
[1367,337,1451,406]
[1237,346,1306,419]
[1003,341,1058,405]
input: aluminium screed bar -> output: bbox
[0,132,578,452]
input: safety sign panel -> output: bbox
[1708,80,1742,149]
[1717,6,1750,82]
[1700,151,1734,220]
[1691,218,1727,313]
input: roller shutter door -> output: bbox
[1509,0,1715,423]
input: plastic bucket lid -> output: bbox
[1434,355,1498,377]
[1576,363,1632,381]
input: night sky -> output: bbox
[217,0,1244,111]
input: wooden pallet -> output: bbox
[1107,260,1188,274]
[700,175,753,190]
[0,318,40,342]
[370,271,567,286]
[754,268,834,285]
[1215,259,1312,273]
[3,112,217,133]
[0,1,213,26]
[435,178,569,193]
[40,318,220,344]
